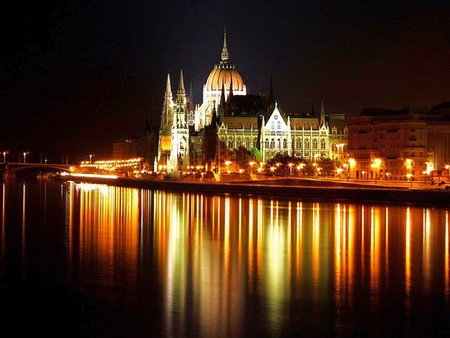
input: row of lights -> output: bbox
[1,151,29,163]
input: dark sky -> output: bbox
[1,1,449,162]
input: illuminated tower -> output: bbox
[196,27,247,129]
[157,71,190,173]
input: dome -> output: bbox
[205,64,245,92]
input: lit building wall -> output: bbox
[113,139,140,160]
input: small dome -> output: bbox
[205,64,245,92]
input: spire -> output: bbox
[211,104,219,126]
[165,73,172,99]
[221,26,229,62]
[177,69,185,95]
[219,81,226,119]
[268,75,274,109]
[320,101,326,126]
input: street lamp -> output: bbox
[297,163,305,176]
[249,161,256,174]
[371,158,382,184]
[313,162,318,178]
[89,154,95,163]
[406,173,413,188]
[270,166,276,176]
[225,160,232,173]
[2,151,8,163]
[288,163,293,176]
[23,152,29,163]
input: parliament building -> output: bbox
[155,30,348,173]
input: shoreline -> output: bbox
[54,175,450,208]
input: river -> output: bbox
[1,178,449,337]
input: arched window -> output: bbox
[320,139,326,149]
[304,139,310,149]
[270,140,275,149]
[312,139,318,150]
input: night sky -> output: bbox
[1,1,449,162]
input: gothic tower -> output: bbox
[157,71,190,173]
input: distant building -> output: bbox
[113,138,140,160]
[348,103,450,181]
[156,29,348,173]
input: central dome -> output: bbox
[205,64,245,92]
[204,28,246,94]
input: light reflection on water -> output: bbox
[1,180,450,337]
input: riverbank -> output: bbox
[54,175,450,208]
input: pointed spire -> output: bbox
[259,81,264,96]
[211,104,219,126]
[221,26,229,62]
[268,75,274,108]
[165,73,172,99]
[177,69,185,95]
[320,101,326,126]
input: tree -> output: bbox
[233,146,251,169]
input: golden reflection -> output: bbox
[1,182,5,262]
[75,183,140,301]
[312,203,320,284]
[446,211,449,297]
[347,204,355,302]
[405,207,411,297]
[59,185,450,337]
[295,202,303,283]
[265,198,289,334]
[21,182,26,274]
[248,198,254,287]
[422,208,431,292]
[385,207,389,274]
[361,205,365,275]
[370,207,381,301]
[335,203,342,292]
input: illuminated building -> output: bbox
[348,103,450,180]
[156,29,348,173]
[113,138,140,160]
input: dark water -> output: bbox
[1,179,449,337]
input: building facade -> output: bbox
[348,104,450,181]
[156,30,348,173]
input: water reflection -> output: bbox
[1,180,449,336]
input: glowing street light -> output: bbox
[371,158,382,184]
[23,152,29,163]
[288,162,293,175]
[249,161,256,174]
[2,151,8,163]
[297,163,305,176]
[406,173,413,188]
[89,154,95,163]
[270,166,276,176]
[225,160,232,173]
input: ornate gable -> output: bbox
[265,104,289,132]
